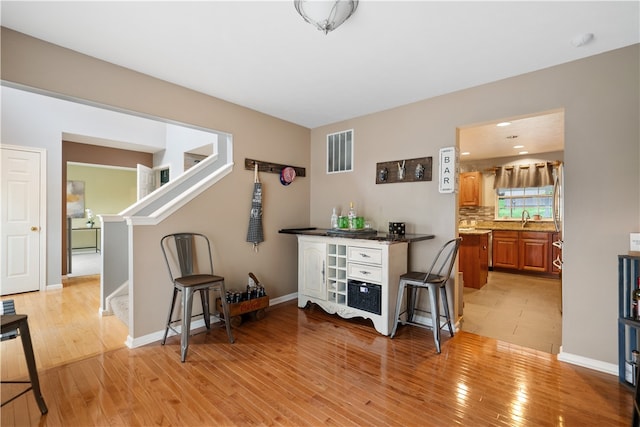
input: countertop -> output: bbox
[459,228,492,235]
[465,220,558,232]
[279,227,435,244]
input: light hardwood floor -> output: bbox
[1,276,633,426]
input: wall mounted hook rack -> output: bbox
[244,158,306,177]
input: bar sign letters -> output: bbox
[438,146,458,194]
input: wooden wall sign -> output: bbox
[375,156,432,184]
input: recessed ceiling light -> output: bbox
[518,151,529,155]
[461,151,470,156]
[497,122,511,127]
[513,145,524,149]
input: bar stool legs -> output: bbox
[1,315,48,415]
[391,280,453,353]
[19,319,48,414]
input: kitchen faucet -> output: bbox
[522,209,531,228]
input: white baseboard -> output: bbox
[268,292,297,306]
[126,292,299,349]
[557,347,618,376]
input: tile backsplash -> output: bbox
[459,206,494,223]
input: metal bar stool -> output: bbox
[1,299,48,414]
[160,233,234,362]
[390,238,461,353]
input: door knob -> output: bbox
[31,226,39,231]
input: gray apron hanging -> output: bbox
[246,163,264,251]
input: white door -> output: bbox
[1,147,43,295]
[136,163,155,200]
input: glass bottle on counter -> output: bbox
[348,202,357,229]
[330,208,338,229]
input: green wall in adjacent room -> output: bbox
[67,163,136,246]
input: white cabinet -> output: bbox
[297,235,408,336]
[299,240,326,300]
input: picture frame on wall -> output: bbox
[67,180,85,218]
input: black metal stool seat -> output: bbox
[1,314,48,414]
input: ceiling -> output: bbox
[458,109,565,161]
[1,1,638,159]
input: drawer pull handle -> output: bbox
[360,270,371,275]
[359,253,370,258]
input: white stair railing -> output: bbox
[99,136,233,314]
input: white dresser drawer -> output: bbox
[348,246,382,265]
[348,262,382,283]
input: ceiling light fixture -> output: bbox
[496,122,511,127]
[513,145,524,149]
[294,0,359,34]
[519,151,529,155]
[461,151,471,156]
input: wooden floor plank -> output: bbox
[0,278,634,426]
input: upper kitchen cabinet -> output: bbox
[459,171,482,207]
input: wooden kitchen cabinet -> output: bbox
[519,231,550,273]
[492,230,557,276]
[492,230,519,269]
[459,232,489,288]
[459,171,482,207]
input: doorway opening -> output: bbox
[62,139,154,277]
[456,109,564,354]
[66,162,138,277]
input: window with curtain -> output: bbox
[493,162,556,219]
[496,186,554,219]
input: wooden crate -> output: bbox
[215,295,269,326]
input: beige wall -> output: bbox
[310,45,639,366]
[1,28,310,316]
[2,26,639,367]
